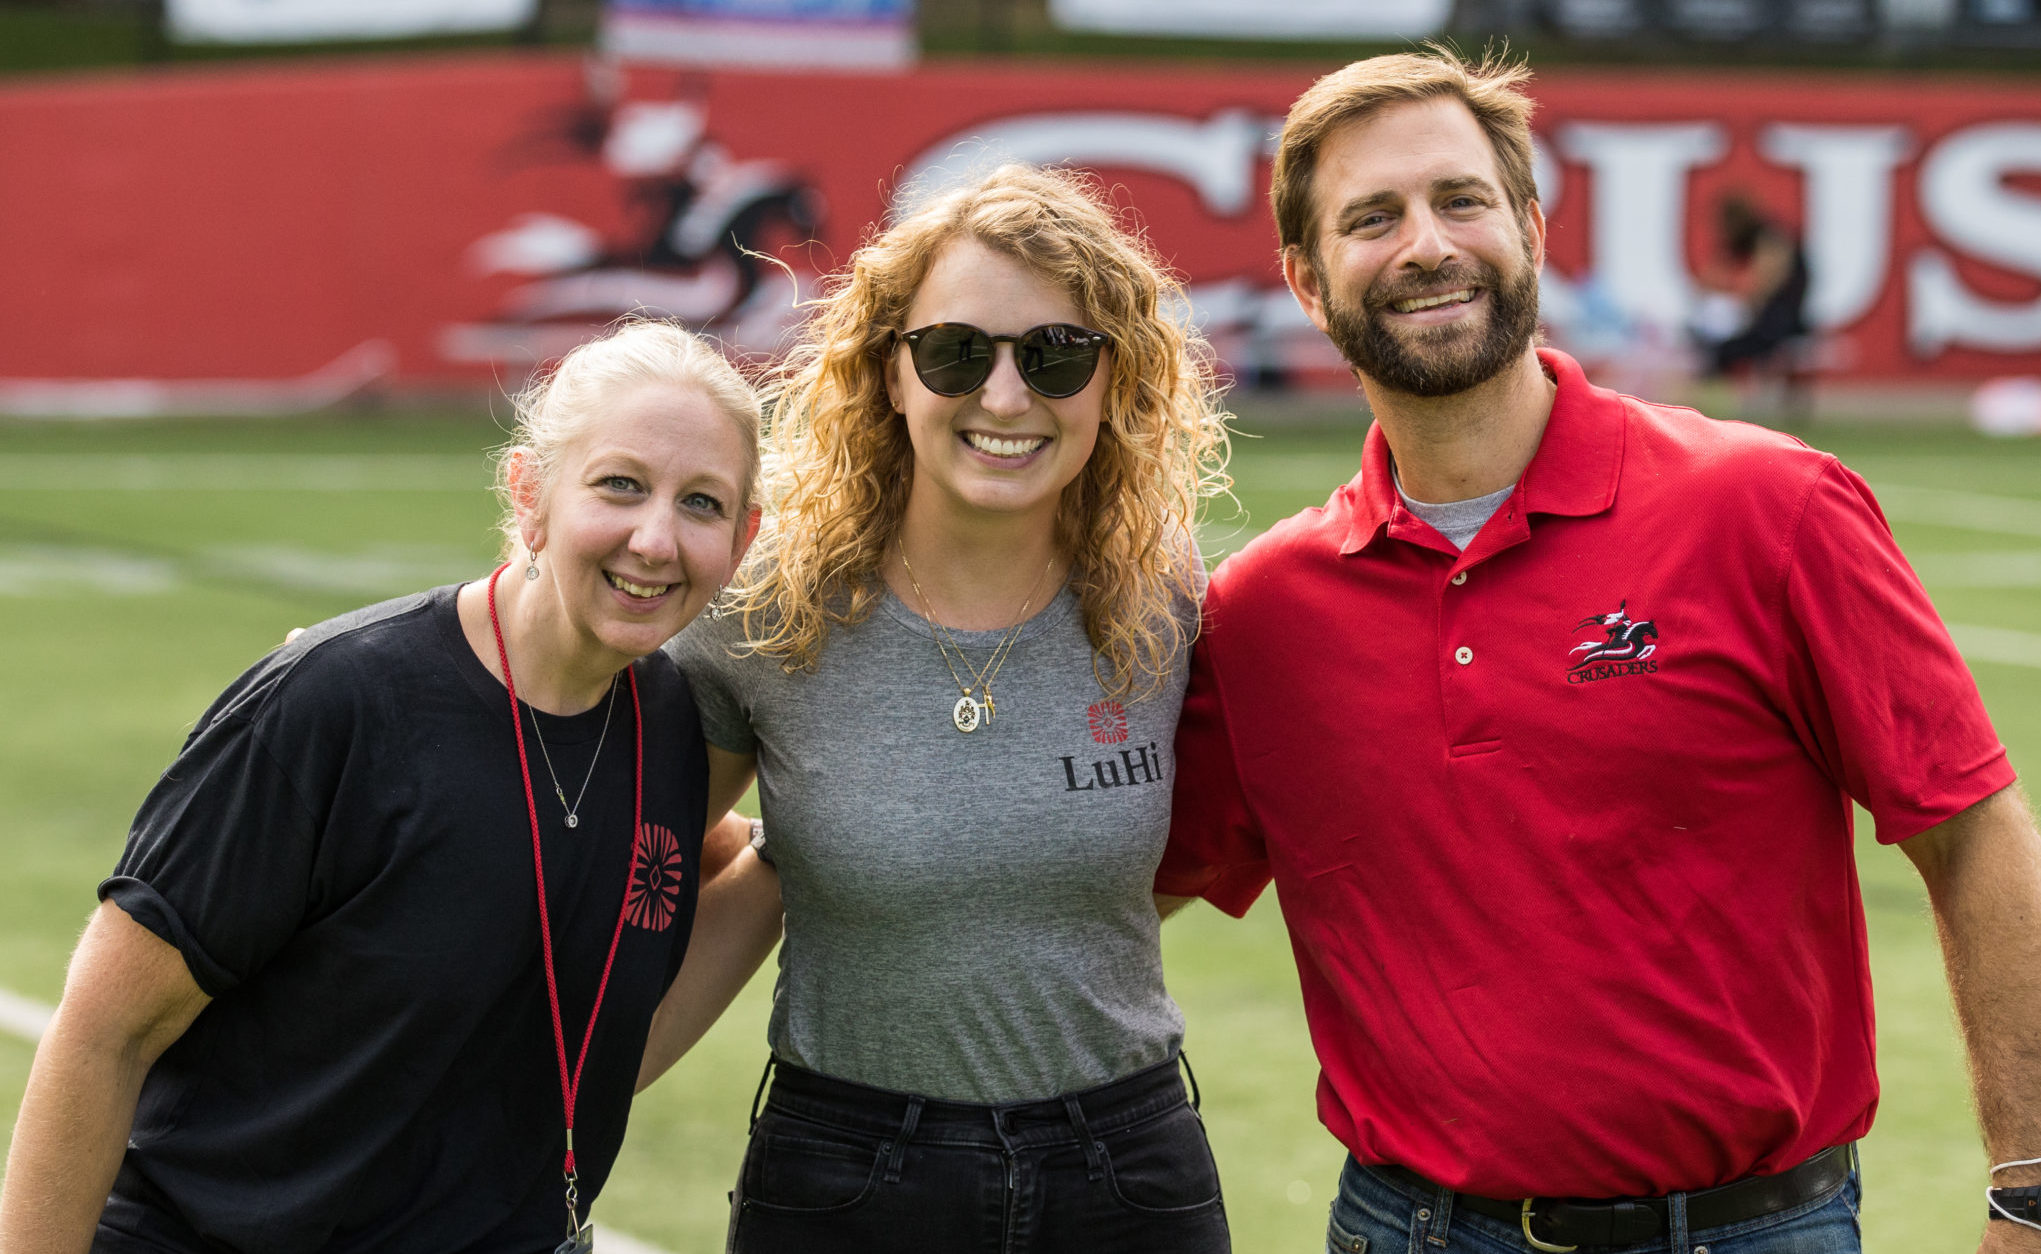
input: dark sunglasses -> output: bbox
[895,322,1110,400]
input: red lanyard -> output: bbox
[487,564,642,1237]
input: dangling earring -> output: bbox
[524,546,540,581]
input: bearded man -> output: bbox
[1156,48,2041,1254]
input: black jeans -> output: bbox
[726,1056,1230,1254]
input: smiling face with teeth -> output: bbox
[516,381,760,680]
[1284,95,1546,399]
[886,237,1106,534]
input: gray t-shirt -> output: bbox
[667,580,1189,1103]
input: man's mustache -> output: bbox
[1363,264,1497,313]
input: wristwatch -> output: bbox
[1988,1185,2041,1223]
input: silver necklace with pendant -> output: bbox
[526,675,619,828]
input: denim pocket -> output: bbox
[739,1116,885,1214]
[1325,1211,1370,1254]
[1100,1105,1225,1215]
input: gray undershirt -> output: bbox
[667,580,1190,1103]
[1395,473,1517,551]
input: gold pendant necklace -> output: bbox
[899,547,1056,734]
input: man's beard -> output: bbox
[1318,241,1541,398]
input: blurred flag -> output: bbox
[167,0,538,42]
[603,0,916,69]
[1047,0,1450,38]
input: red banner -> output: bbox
[0,53,2036,404]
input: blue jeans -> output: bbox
[1327,1154,1861,1254]
[727,1056,1230,1254]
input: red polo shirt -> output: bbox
[1160,349,2012,1199]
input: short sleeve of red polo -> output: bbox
[1776,459,2013,841]
[1156,571,1272,915]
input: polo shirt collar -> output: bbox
[1337,347,1626,557]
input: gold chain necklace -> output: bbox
[899,547,1056,734]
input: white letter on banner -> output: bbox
[1910,123,2041,355]
[898,110,1273,218]
[1532,138,1563,216]
[1757,125,1911,330]
[1557,123,1728,330]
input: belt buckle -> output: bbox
[1520,1199,1578,1253]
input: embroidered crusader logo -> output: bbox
[1567,599,1661,685]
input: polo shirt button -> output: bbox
[1454,646,1473,665]
[1451,571,1468,585]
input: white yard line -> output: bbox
[1906,550,2041,588]
[0,987,53,1042]
[0,454,486,492]
[1867,483,2041,539]
[0,544,483,598]
[1947,623,2041,670]
[0,984,679,1254]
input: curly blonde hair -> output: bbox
[728,163,1231,700]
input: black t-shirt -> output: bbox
[96,585,706,1254]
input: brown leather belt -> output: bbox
[1376,1144,1854,1250]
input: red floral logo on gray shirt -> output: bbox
[1087,699,1129,745]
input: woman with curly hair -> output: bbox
[642,163,1233,1253]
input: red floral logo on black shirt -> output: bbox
[1087,699,1129,745]
[626,823,685,932]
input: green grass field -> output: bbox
[0,405,2035,1251]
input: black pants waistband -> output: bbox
[754,1056,1196,1148]
[1374,1143,1855,1247]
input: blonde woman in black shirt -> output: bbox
[0,321,762,1254]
